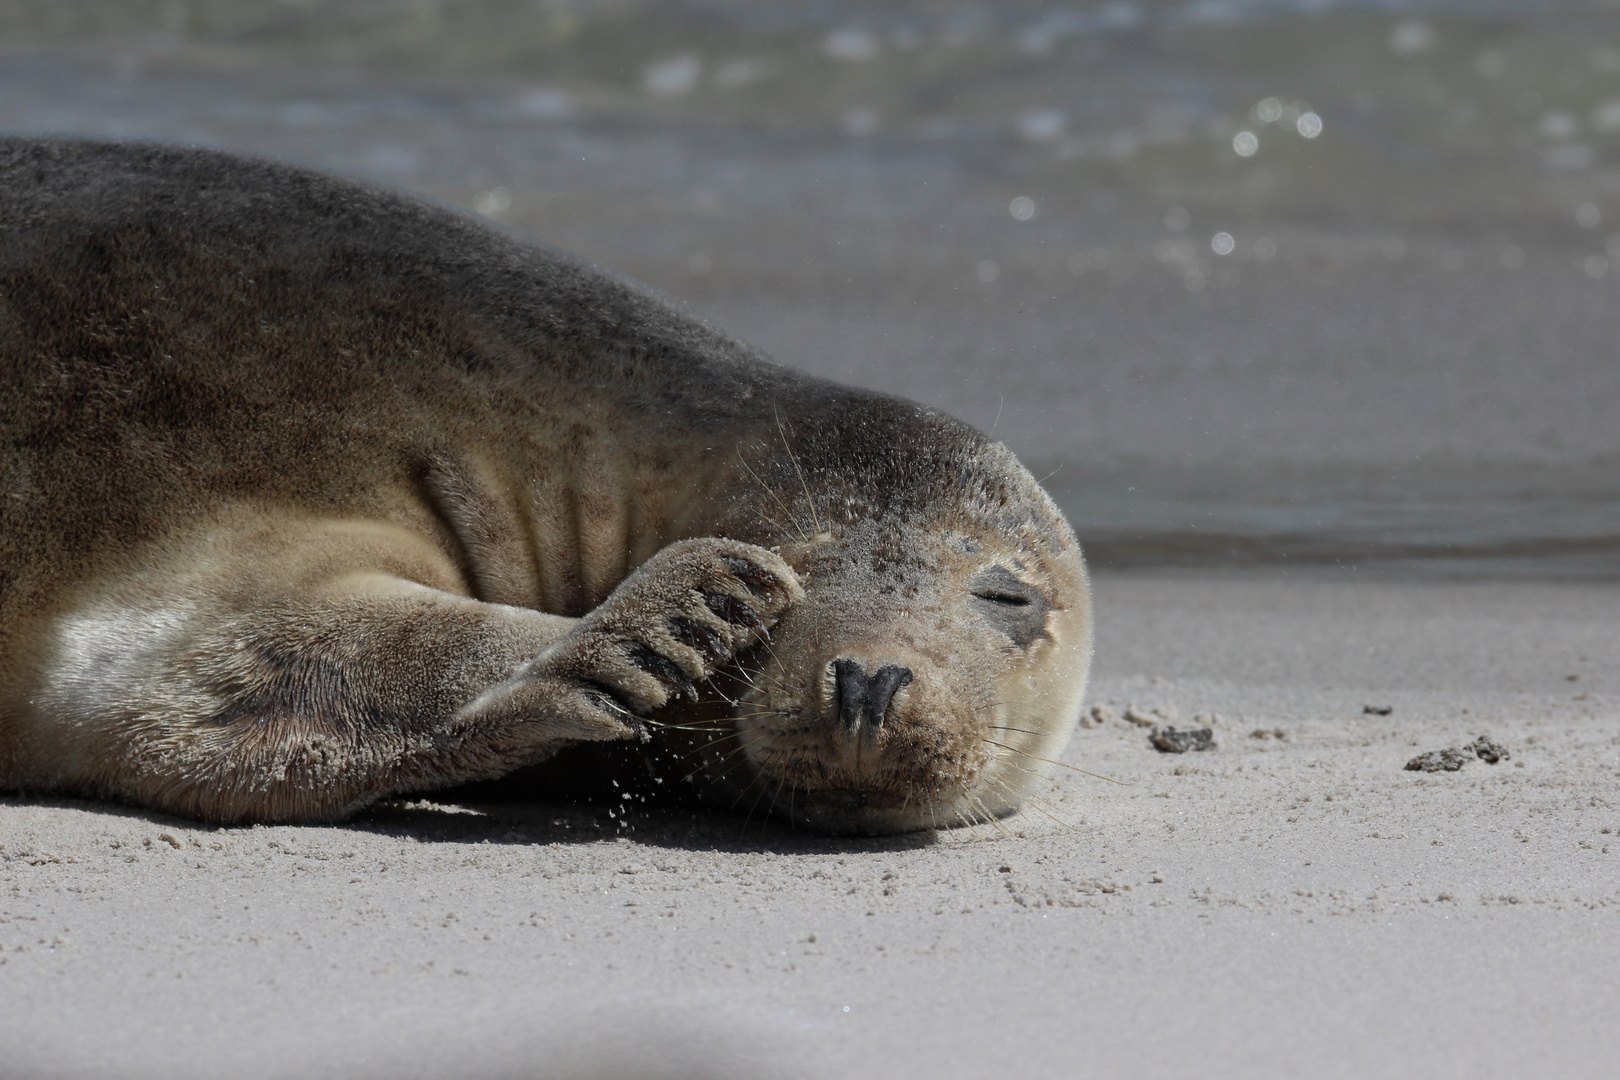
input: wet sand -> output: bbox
[5,569,1617,1080]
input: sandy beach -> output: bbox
[5,5,1620,1076]
[5,569,1616,1080]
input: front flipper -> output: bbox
[23,525,800,824]
[457,538,801,736]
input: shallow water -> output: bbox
[3,1,1617,572]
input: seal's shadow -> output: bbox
[355,796,939,856]
[1,790,936,855]
[371,740,943,854]
[7,718,949,855]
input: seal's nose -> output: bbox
[832,659,914,734]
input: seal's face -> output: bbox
[689,485,1091,835]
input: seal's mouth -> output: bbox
[721,688,1000,833]
[646,683,1030,834]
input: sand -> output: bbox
[6,9,1617,1075]
[4,569,1617,1080]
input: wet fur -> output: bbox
[0,138,1090,832]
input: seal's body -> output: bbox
[0,138,1090,833]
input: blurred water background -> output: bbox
[5,0,1618,575]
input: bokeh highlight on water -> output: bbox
[4,1,1617,575]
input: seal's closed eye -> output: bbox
[970,566,1041,605]
[975,590,1031,606]
[969,566,1051,648]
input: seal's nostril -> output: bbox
[832,658,869,733]
[866,665,913,727]
[832,659,913,733]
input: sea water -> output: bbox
[3,0,1616,575]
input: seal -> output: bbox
[0,137,1091,833]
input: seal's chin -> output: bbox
[659,692,1046,834]
[764,784,1016,835]
[723,701,1002,835]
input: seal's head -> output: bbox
[674,431,1091,835]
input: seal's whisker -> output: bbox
[679,704,737,722]
[677,734,751,784]
[954,793,984,830]
[751,509,796,540]
[739,777,772,833]
[704,682,744,708]
[768,774,790,825]
[725,661,790,701]
[710,735,766,779]
[727,781,764,831]
[982,775,1080,834]
[719,761,762,813]
[682,734,753,779]
[735,447,810,545]
[747,636,792,690]
[1020,795,1081,834]
[984,762,1099,832]
[734,755,781,824]
[684,729,748,757]
[971,792,1005,832]
[986,724,1046,737]
[774,406,824,538]
[697,728,749,750]
[981,738,1132,785]
[716,664,760,691]
[727,702,786,721]
[640,719,738,733]
[983,755,1052,784]
[957,797,986,833]
[721,757,761,791]
[640,712,736,731]
[969,793,1015,840]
